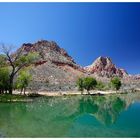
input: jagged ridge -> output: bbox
[84,56,128,78]
[17,40,85,91]
[14,40,139,91]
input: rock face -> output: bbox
[17,40,85,91]
[20,40,75,65]
[14,40,139,91]
[84,56,128,78]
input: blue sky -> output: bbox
[0,3,140,74]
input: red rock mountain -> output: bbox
[84,56,128,78]
[19,40,76,65]
[14,40,139,91]
[17,40,85,91]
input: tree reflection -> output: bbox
[0,93,139,137]
[77,95,126,125]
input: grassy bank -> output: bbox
[0,94,33,102]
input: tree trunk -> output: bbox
[9,86,13,94]
[20,88,23,95]
[24,88,26,95]
[87,90,90,94]
[9,75,14,94]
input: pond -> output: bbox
[0,93,140,137]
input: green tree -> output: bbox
[76,78,84,94]
[111,77,122,91]
[0,45,39,94]
[83,77,97,94]
[16,70,32,95]
[0,55,7,67]
[0,67,10,94]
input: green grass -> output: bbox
[0,94,32,102]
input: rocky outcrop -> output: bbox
[16,40,85,91]
[20,40,75,64]
[13,40,140,91]
[84,56,128,78]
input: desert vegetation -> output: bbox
[76,77,97,94]
[110,77,122,91]
[76,76,122,94]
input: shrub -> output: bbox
[110,77,122,91]
[83,77,97,94]
[77,77,97,94]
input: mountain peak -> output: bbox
[85,56,128,78]
[19,40,76,64]
[12,40,139,91]
[91,56,112,67]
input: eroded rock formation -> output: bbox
[13,40,140,91]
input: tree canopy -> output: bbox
[16,70,32,95]
[83,77,97,93]
[0,44,39,94]
[0,67,10,94]
[111,77,122,91]
[76,77,97,94]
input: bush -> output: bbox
[110,77,122,91]
[76,77,97,94]
[0,67,10,94]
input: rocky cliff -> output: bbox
[18,40,85,91]
[15,40,140,91]
[84,56,128,78]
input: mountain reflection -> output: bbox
[0,93,140,137]
[78,96,126,125]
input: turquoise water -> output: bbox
[0,93,140,137]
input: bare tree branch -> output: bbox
[0,44,38,94]
[14,62,28,75]
[13,48,23,62]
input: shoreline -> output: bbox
[24,90,127,96]
[37,91,126,96]
[1,90,140,102]
[12,88,140,97]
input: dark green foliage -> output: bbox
[83,77,97,93]
[0,67,10,94]
[16,70,32,95]
[111,77,122,91]
[0,45,39,94]
[76,77,97,94]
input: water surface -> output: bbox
[0,93,140,137]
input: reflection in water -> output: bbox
[0,93,140,137]
[77,96,126,125]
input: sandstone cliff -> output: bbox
[84,56,128,78]
[14,40,140,91]
[18,40,85,91]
